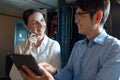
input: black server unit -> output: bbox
[14,20,29,52]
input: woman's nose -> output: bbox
[37,21,42,27]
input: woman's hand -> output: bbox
[23,33,37,55]
[20,65,54,80]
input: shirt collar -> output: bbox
[93,29,108,45]
[83,29,108,47]
[41,35,48,46]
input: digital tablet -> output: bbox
[8,53,41,76]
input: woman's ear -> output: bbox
[95,10,103,24]
[24,24,30,32]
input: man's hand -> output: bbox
[20,65,54,80]
[38,62,57,75]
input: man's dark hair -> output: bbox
[76,0,110,27]
[22,9,40,25]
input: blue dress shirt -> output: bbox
[54,30,120,80]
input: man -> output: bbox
[20,0,120,80]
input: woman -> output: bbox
[16,9,61,68]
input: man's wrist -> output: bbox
[52,69,57,75]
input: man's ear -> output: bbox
[95,10,103,24]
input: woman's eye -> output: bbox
[32,22,37,25]
[32,19,44,25]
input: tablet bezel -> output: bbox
[8,53,41,76]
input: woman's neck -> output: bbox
[35,35,45,48]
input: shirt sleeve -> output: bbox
[50,41,61,68]
[95,44,120,80]
[15,42,25,54]
[15,44,21,54]
[54,56,74,80]
[54,68,73,80]
[53,44,77,80]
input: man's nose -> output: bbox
[74,18,78,24]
